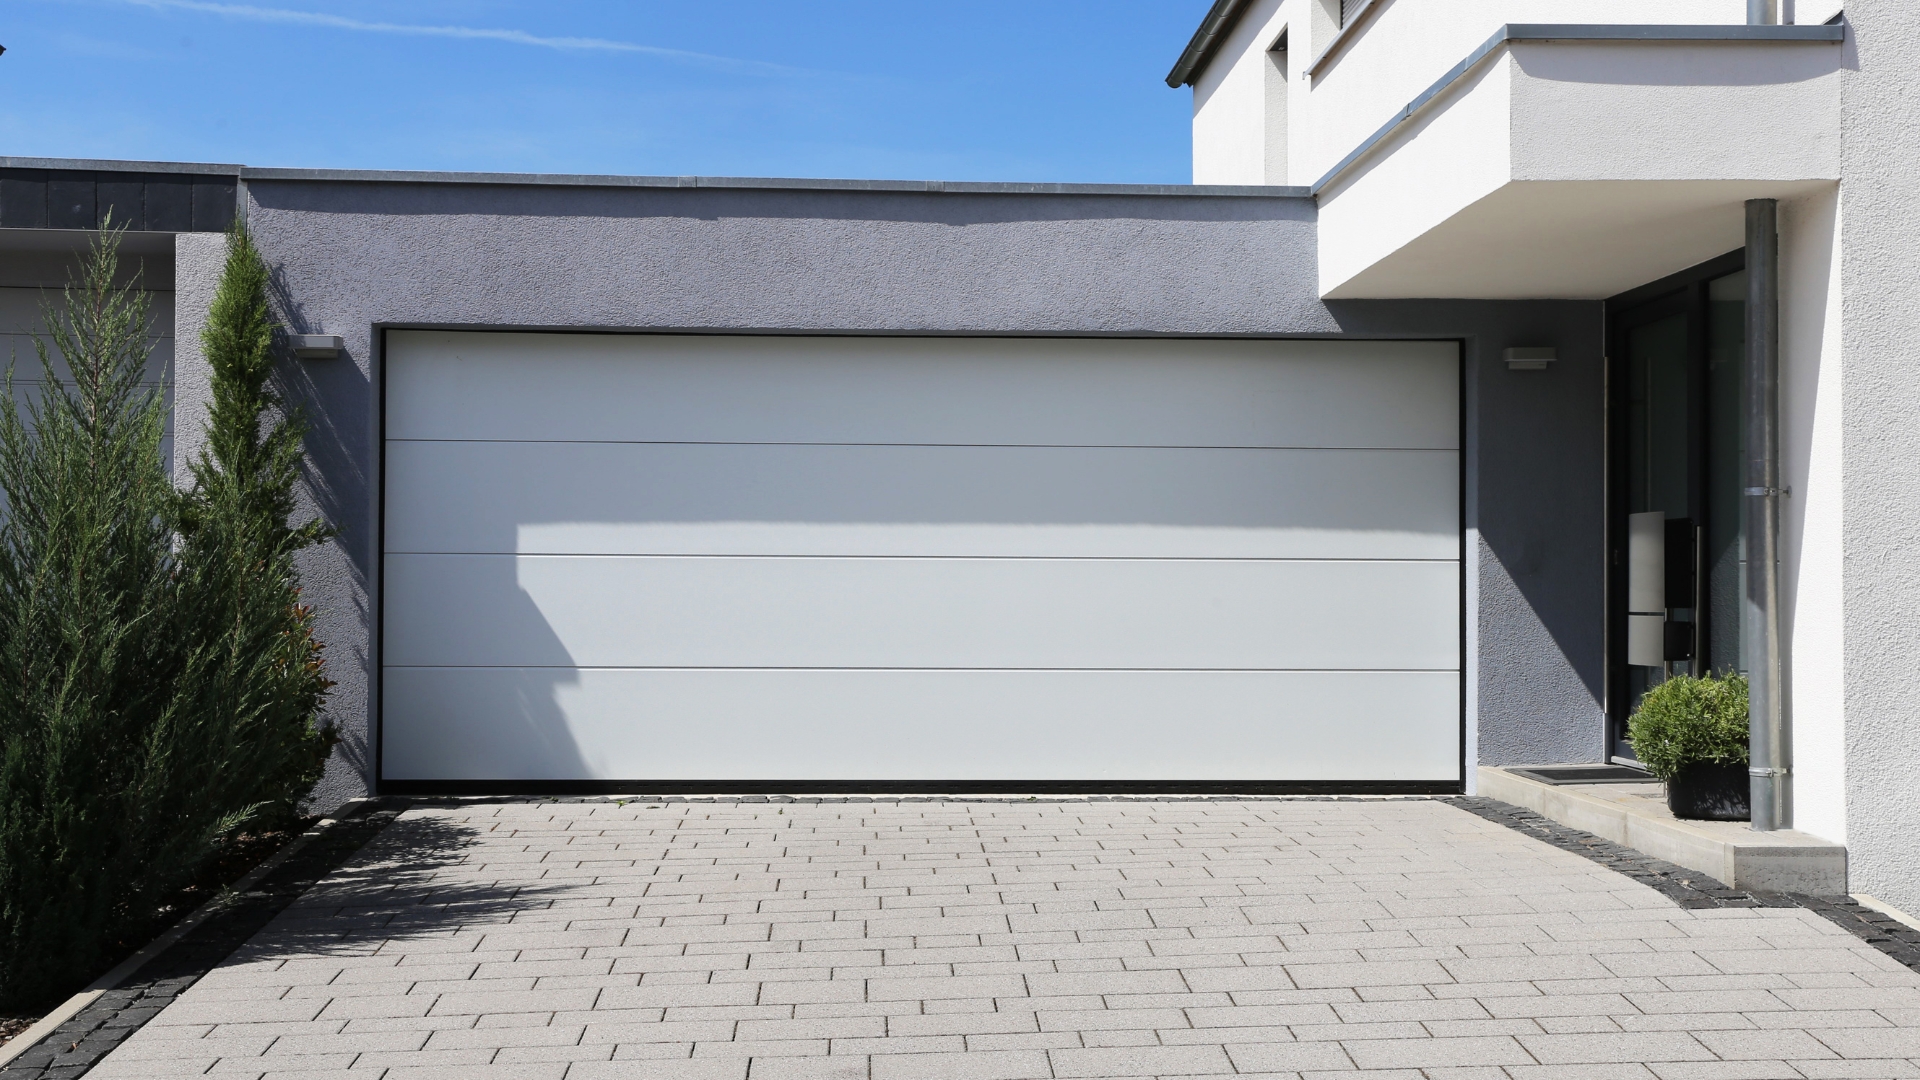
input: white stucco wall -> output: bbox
[1192,0,1289,185]
[1315,54,1513,294]
[1317,38,1840,298]
[1841,0,1920,915]
[1778,186,1845,845]
[1510,43,1841,184]
[1189,0,1843,192]
[1294,0,1747,186]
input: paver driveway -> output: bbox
[91,798,1920,1080]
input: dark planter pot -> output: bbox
[1665,761,1751,821]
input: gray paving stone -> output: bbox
[568,1059,746,1079]
[1342,1035,1534,1069]
[1503,1066,1657,1080]
[1520,1031,1719,1064]
[1225,1039,1357,1071]
[745,1057,872,1080]
[1790,1060,1920,1080]
[76,798,1920,1080]
[1642,1063,1802,1079]
[1049,1044,1235,1077]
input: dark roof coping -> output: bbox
[0,156,242,176]
[0,159,1311,220]
[1167,0,1255,88]
[236,168,1310,197]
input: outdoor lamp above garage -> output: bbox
[290,334,343,359]
[1503,347,1556,371]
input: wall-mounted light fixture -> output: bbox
[290,334,343,360]
[1504,346,1556,371]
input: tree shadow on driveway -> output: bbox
[211,809,579,967]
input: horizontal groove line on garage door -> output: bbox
[384,438,1457,452]
[380,665,1461,672]
[384,552,1461,562]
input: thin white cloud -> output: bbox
[117,0,813,76]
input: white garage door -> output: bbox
[381,331,1460,785]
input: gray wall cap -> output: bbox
[1,158,1310,200]
[236,169,1311,198]
[0,157,243,176]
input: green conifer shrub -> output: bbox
[0,224,334,1010]
[173,224,335,827]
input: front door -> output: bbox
[1607,253,1747,761]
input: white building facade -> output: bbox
[1173,0,1920,912]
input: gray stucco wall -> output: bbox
[182,179,1605,805]
[1842,2,1920,914]
[1330,300,1607,768]
[172,232,222,477]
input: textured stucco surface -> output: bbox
[1777,186,1846,847]
[169,180,1607,804]
[1841,3,1920,916]
[171,232,222,478]
[1328,300,1607,768]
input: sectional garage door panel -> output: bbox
[387,332,1460,449]
[381,331,1462,784]
[383,555,1459,670]
[384,441,1460,561]
[381,669,1462,782]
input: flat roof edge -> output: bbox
[0,157,243,175]
[1,158,1311,202]
[236,168,1311,198]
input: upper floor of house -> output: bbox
[1171,0,1847,191]
[1168,1,1849,299]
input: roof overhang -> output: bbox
[1315,24,1845,299]
[1167,0,1255,88]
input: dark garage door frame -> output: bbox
[369,326,1467,797]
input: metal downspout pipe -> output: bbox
[1748,0,1779,24]
[1745,199,1787,831]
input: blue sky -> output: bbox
[2,2,1211,182]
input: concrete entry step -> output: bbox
[1478,765,1848,894]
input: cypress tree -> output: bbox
[173,224,336,825]
[0,225,202,1006]
[0,223,335,1010]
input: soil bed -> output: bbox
[0,818,316,1053]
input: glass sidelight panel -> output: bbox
[1608,252,1746,759]
[1624,311,1695,712]
[1627,312,1692,524]
[1706,270,1747,677]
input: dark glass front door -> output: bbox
[1607,254,1746,761]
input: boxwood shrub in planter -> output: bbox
[1626,671,1750,821]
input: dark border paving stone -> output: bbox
[1447,796,1920,975]
[0,798,409,1078]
